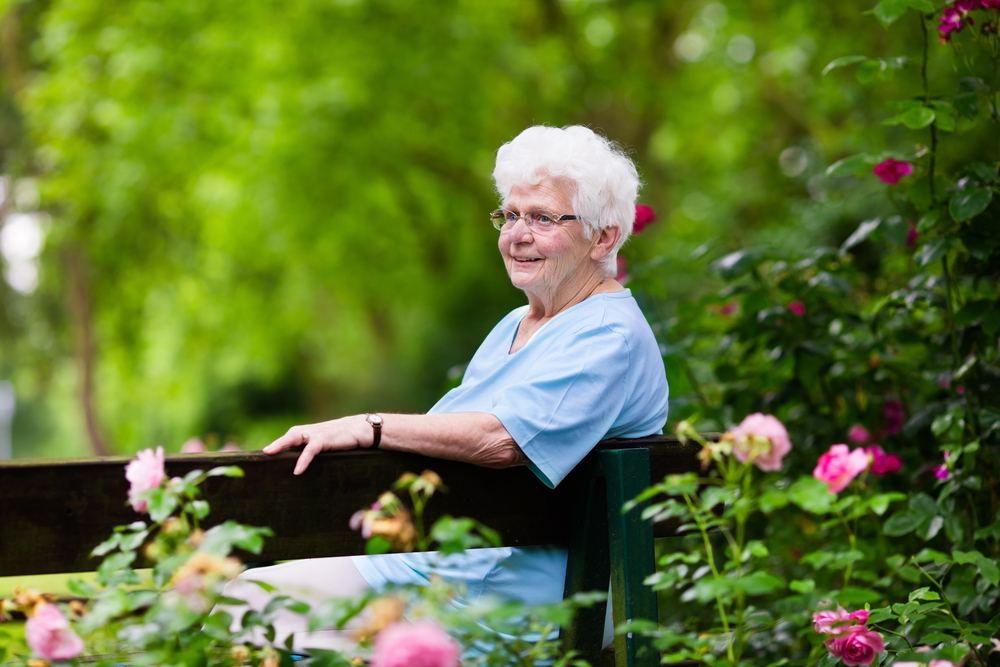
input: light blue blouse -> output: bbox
[352,290,668,606]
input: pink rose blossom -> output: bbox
[848,425,871,444]
[939,7,966,42]
[719,300,737,316]
[371,621,461,667]
[788,300,806,316]
[982,0,1000,8]
[866,445,902,476]
[873,158,914,185]
[25,603,85,661]
[933,463,950,480]
[814,444,870,493]
[180,438,206,453]
[616,256,629,283]
[813,608,870,634]
[956,0,978,11]
[728,413,792,472]
[930,662,957,667]
[826,627,885,666]
[125,446,166,513]
[883,400,905,435]
[221,441,241,452]
[633,204,657,234]
[906,220,919,247]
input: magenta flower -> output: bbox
[956,0,978,11]
[872,159,914,185]
[25,603,85,662]
[372,621,461,667]
[788,300,806,317]
[633,204,657,235]
[982,0,1000,8]
[866,445,902,476]
[728,413,792,472]
[906,220,918,247]
[125,446,166,513]
[814,444,870,493]
[180,438,206,453]
[616,256,629,283]
[883,400,905,435]
[826,627,885,666]
[848,425,871,444]
[933,463,950,480]
[719,300,737,316]
[939,7,966,42]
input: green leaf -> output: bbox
[789,476,835,514]
[208,465,245,478]
[365,535,392,555]
[954,300,992,327]
[867,607,896,624]
[869,492,906,516]
[826,153,875,177]
[840,218,881,254]
[916,210,940,233]
[915,236,955,267]
[836,586,883,604]
[976,553,999,586]
[822,55,867,76]
[949,186,992,221]
[736,571,784,596]
[953,550,981,565]
[954,92,979,119]
[190,499,210,520]
[884,509,923,536]
[857,60,884,84]
[873,0,909,27]
[909,587,941,602]
[789,579,815,593]
[884,105,935,129]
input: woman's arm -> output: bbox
[262,412,529,475]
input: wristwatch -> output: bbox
[365,413,383,449]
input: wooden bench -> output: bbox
[0,436,702,667]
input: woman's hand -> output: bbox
[263,415,370,475]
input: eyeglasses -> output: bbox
[490,209,582,233]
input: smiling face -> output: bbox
[498,176,604,306]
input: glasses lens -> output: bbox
[490,209,507,230]
[527,211,557,232]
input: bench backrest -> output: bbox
[0,436,699,577]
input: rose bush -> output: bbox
[626,1,1000,665]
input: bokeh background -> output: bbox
[0,0,935,458]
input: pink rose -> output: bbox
[956,0,978,11]
[125,446,166,513]
[616,256,629,283]
[982,0,1000,8]
[633,204,657,234]
[848,425,871,444]
[25,603,85,661]
[814,444,870,493]
[930,662,957,667]
[826,627,884,666]
[866,445,902,476]
[728,413,792,472]
[872,159,914,185]
[939,7,966,41]
[813,607,870,634]
[372,621,461,667]
[883,400,905,435]
[788,300,806,317]
[180,438,206,453]
[221,441,241,452]
[933,463,950,480]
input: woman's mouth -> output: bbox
[513,256,541,262]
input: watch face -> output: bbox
[368,414,383,426]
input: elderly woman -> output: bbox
[231,124,668,649]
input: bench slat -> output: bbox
[0,437,701,577]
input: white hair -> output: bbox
[492,125,641,276]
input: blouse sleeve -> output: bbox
[488,325,632,488]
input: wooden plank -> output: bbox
[0,437,702,577]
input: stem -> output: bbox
[833,506,857,585]
[872,623,913,649]
[941,256,962,370]
[685,492,735,663]
[921,14,937,200]
[912,561,989,666]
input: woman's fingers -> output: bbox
[293,442,325,475]
[263,427,308,455]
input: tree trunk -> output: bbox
[65,249,109,457]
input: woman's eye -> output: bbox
[537,214,552,223]
[505,213,518,222]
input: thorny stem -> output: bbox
[684,492,735,664]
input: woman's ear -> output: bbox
[590,224,621,261]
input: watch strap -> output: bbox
[366,413,382,449]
